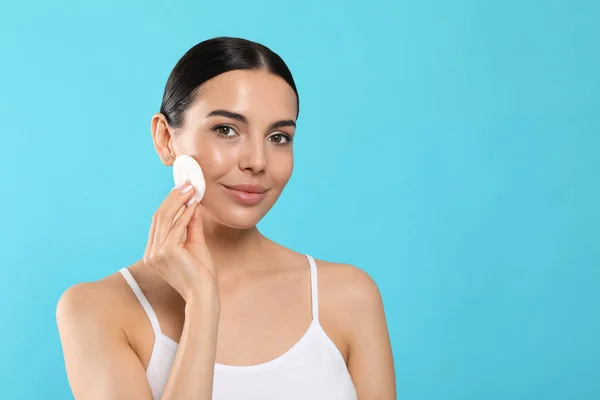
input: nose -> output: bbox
[238,134,267,175]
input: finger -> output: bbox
[153,182,196,245]
[185,201,206,245]
[154,182,195,244]
[172,202,186,227]
[165,200,199,245]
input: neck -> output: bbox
[201,218,268,275]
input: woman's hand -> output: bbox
[143,181,218,304]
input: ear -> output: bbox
[151,113,175,166]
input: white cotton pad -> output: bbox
[173,155,206,205]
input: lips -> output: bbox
[223,184,268,194]
[221,184,269,205]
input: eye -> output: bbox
[268,132,293,145]
[212,125,238,138]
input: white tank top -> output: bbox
[119,255,357,400]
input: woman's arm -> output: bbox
[325,263,396,399]
[56,282,219,400]
[160,294,219,399]
[57,282,155,399]
[348,271,396,399]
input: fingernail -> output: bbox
[182,185,193,194]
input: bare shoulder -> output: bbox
[266,240,384,315]
[312,258,386,351]
[314,258,383,310]
[314,258,396,398]
[56,270,133,333]
[56,268,158,399]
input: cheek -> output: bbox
[197,143,236,178]
[273,153,294,186]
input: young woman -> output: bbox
[57,36,396,400]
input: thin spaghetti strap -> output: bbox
[119,267,163,337]
[305,255,319,322]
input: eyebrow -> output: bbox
[205,109,296,130]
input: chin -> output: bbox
[210,207,266,230]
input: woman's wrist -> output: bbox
[184,266,220,303]
[185,286,221,317]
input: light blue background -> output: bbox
[1,0,598,398]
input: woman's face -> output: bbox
[159,69,298,230]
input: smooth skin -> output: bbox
[56,69,396,399]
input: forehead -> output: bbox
[184,69,298,126]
